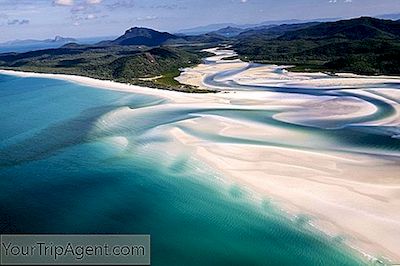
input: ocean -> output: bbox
[0,74,364,265]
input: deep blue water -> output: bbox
[0,74,365,265]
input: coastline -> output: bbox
[1,59,400,264]
[175,51,400,263]
[0,69,185,100]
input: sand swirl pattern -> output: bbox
[174,48,400,262]
[1,48,399,263]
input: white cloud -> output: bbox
[86,14,96,19]
[107,0,135,10]
[136,16,158,21]
[53,0,74,6]
[87,0,102,4]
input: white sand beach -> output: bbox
[1,50,400,263]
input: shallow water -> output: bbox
[202,59,400,157]
[0,74,366,265]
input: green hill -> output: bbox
[280,17,400,40]
[0,45,211,92]
[234,17,400,75]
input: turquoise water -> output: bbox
[204,63,400,156]
[0,74,365,265]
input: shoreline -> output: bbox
[175,51,400,263]
[0,69,188,100]
[2,62,400,263]
[169,117,400,263]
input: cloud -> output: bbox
[86,0,102,4]
[53,0,101,8]
[58,0,105,25]
[53,0,74,6]
[86,14,97,19]
[71,5,86,13]
[70,10,103,23]
[7,19,30,25]
[136,15,158,21]
[107,0,135,10]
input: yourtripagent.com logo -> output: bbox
[0,235,150,265]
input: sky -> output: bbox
[0,0,399,42]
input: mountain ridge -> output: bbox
[237,22,321,39]
[279,17,400,40]
[177,18,338,35]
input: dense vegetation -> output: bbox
[110,27,178,46]
[0,43,214,92]
[234,17,400,75]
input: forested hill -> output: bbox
[0,42,212,93]
[105,27,179,46]
[234,17,400,75]
[279,17,400,40]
